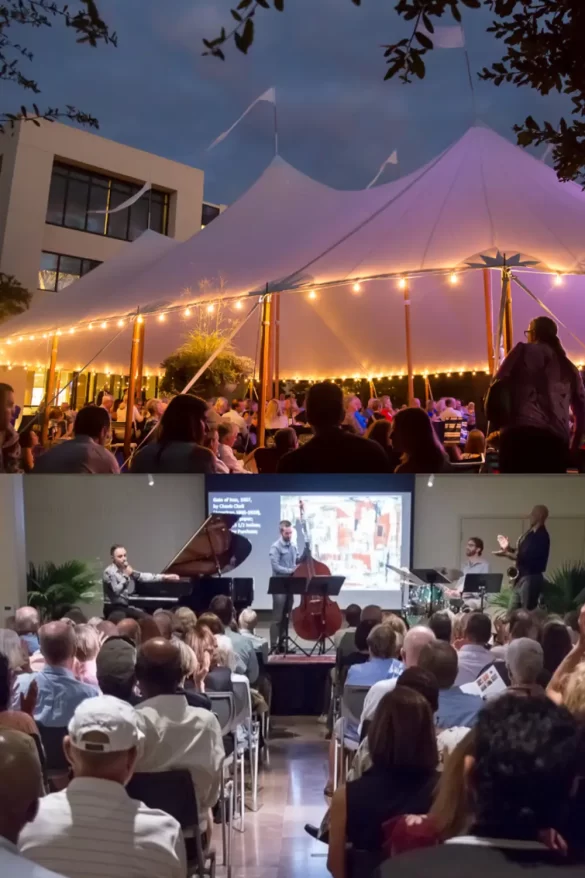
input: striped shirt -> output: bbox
[18,777,186,878]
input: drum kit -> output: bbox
[389,564,465,623]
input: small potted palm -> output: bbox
[27,560,98,622]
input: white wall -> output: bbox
[23,474,206,614]
[414,475,585,572]
[0,476,27,620]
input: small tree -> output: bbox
[160,330,253,398]
[27,560,98,621]
[0,272,31,323]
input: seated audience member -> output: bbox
[334,604,362,653]
[172,606,198,644]
[391,408,450,474]
[195,626,232,693]
[19,696,187,878]
[506,638,546,697]
[142,398,164,439]
[338,618,380,681]
[96,637,139,705]
[383,729,476,857]
[174,640,211,710]
[238,608,269,657]
[564,610,580,645]
[0,730,64,878]
[117,617,141,646]
[379,697,583,878]
[454,613,493,686]
[361,627,436,727]
[222,398,249,436]
[541,619,572,678]
[248,427,298,473]
[19,427,41,473]
[439,398,460,421]
[138,614,162,644]
[490,608,540,661]
[365,419,401,471]
[134,638,224,821]
[73,624,99,686]
[0,628,28,672]
[153,610,174,641]
[547,604,585,712]
[277,382,389,473]
[217,421,248,473]
[328,688,439,878]
[418,641,483,729]
[0,382,22,473]
[0,654,39,738]
[130,395,216,474]
[33,405,120,474]
[346,624,403,687]
[361,605,384,623]
[14,607,40,656]
[428,611,452,644]
[209,596,259,684]
[461,429,485,460]
[264,398,288,431]
[96,619,119,639]
[202,427,230,473]
[15,622,99,727]
[196,613,225,637]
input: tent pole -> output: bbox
[257,294,272,448]
[124,316,144,460]
[502,267,513,356]
[273,292,280,399]
[483,268,495,373]
[135,316,146,406]
[41,333,59,446]
[403,282,415,406]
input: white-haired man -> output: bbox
[14,607,40,656]
[18,696,186,878]
[359,625,436,726]
[238,608,268,661]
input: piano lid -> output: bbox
[161,514,252,578]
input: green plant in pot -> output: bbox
[160,329,253,399]
[27,561,98,622]
[489,561,585,616]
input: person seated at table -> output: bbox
[365,419,402,471]
[418,641,483,729]
[461,430,485,461]
[142,398,164,440]
[328,687,439,878]
[131,395,216,474]
[391,408,450,474]
[209,596,258,684]
[32,405,120,474]
[115,390,144,426]
[277,382,389,473]
[454,613,493,686]
[202,427,230,473]
[506,637,546,697]
[217,421,248,473]
[246,427,298,473]
[265,398,288,430]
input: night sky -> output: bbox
[4,0,570,205]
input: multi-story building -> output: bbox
[0,120,224,406]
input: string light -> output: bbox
[117,319,124,328]
[235,300,243,310]
[56,330,62,337]
[554,273,563,286]
[157,314,166,322]
[6,340,11,346]
[398,278,407,290]
[446,372,451,377]
[68,328,75,335]
[42,333,47,339]
[435,373,439,378]
[308,290,317,300]
[101,322,107,329]
[137,315,144,324]
[184,308,191,317]
[352,282,361,293]
[29,335,35,341]
[88,323,93,330]
[449,272,458,285]
[472,371,476,376]
[206,304,215,314]
[18,336,23,342]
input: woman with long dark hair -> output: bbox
[492,315,585,472]
[365,419,401,470]
[390,407,450,473]
[130,394,216,473]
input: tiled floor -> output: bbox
[222,718,330,878]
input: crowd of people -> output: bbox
[3,596,585,878]
[0,598,273,878]
[2,315,583,474]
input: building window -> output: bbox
[46,161,170,241]
[39,251,101,292]
[202,202,220,228]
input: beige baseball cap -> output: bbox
[68,695,143,753]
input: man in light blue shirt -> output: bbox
[344,624,404,732]
[419,640,483,729]
[454,612,494,686]
[15,607,40,656]
[15,621,99,727]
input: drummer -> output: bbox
[444,537,490,607]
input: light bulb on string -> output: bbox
[18,336,23,342]
[88,323,93,330]
[137,315,144,324]
[449,272,458,285]
[446,372,451,377]
[29,335,35,342]
[184,307,191,317]
[352,282,361,293]
[101,322,107,330]
[308,290,317,300]
[554,273,563,287]
[206,304,215,314]
[6,339,11,346]
[398,278,407,290]
[117,319,124,328]
[68,328,75,335]
[56,330,62,337]
[158,313,166,322]
[235,300,243,310]
[459,371,464,376]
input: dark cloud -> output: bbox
[9,0,570,204]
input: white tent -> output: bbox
[3,125,585,379]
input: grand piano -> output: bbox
[129,513,254,616]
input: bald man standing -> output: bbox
[0,730,65,877]
[495,505,550,610]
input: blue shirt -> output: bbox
[268,537,299,576]
[346,657,404,687]
[517,527,550,577]
[15,666,99,727]
[20,633,39,656]
[436,686,483,730]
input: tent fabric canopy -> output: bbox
[3,125,585,377]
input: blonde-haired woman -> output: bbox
[265,399,288,430]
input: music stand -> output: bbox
[306,575,345,656]
[463,573,503,612]
[412,569,451,616]
[268,577,310,657]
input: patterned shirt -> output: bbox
[102,564,156,605]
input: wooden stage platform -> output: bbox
[266,654,335,716]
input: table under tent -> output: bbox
[3,124,585,450]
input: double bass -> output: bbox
[291,500,343,642]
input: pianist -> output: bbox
[103,545,179,609]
